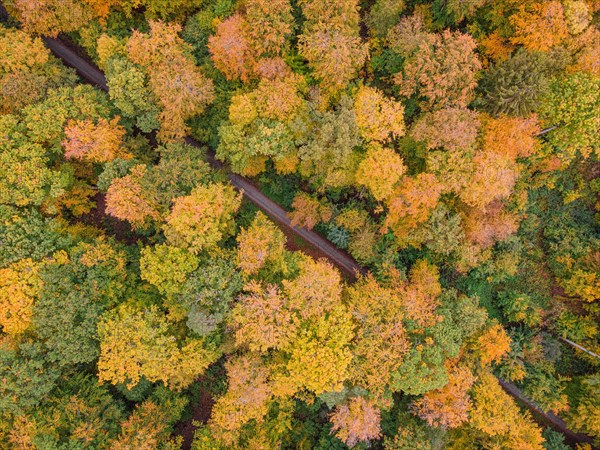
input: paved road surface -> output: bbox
[40,36,364,278]
[498,379,596,447]
[37,33,596,447]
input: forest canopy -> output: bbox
[0,0,599,449]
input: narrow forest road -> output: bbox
[498,379,596,447]
[39,34,595,448]
[41,35,364,278]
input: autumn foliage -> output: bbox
[127,21,215,141]
[394,29,482,108]
[1,1,596,448]
[63,117,128,163]
[384,174,443,240]
[354,85,405,143]
[163,183,242,254]
[330,397,381,447]
[355,144,405,201]
[412,365,475,429]
[510,2,569,51]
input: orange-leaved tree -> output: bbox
[394,29,482,109]
[63,117,128,163]
[105,164,161,229]
[412,364,476,429]
[384,173,443,241]
[208,14,256,83]
[288,192,333,230]
[127,20,215,141]
[470,371,544,450]
[481,114,540,159]
[509,1,569,51]
[330,396,381,447]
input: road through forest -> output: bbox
[22,30,597,448]
[41,35,365,278]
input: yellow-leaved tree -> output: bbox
[355,144,405,202]
[354,85,405,143]
[236,212,286,275]
[163,183,242,254]
[97,305,220,389]
[470,371,545,450]
[0,258,42,335]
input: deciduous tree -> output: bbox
[481,114,540,159]
[63,117,128,163]
[0,26,76,114]
[0,116,52,207]
[105,164,161,228]
[460,151,519,209]
[163,183,242,254]
[394,30,481,109]
[412,365,475,429]
[564,0,591,34]
[411,108,480,152]
[6,0,96,36]
[210,355,272,444]
[462,202,519,249]
[105,58,161,133]
[470,371,544,449]
[400,259,443,328]
[288,193,333,230]
[97,305,220,389]
[127,21,215,141]
[298,28,368,95]
[366,0,405,38]
[298,99,363,188]
[386,14,429,55]
[236,212,286,275]
[0,258,41,335]
[355,144,405,201]
[297,0,367,94]
[330,397,381,447]
[208,14,255,82]
[282,257,342,319]
[232,281,297,352]
[509,2,568,51]
[140,244,199,297]
[473,323,511,366]
[540,73,600,160]
[0,338,61,414]
[345,275,410,396]
[112,388,186,450]
[354,85,405,143]
[384,174,443,241]
[245,0,293,57]
[276,305,353,395]
[33,242,128,367]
